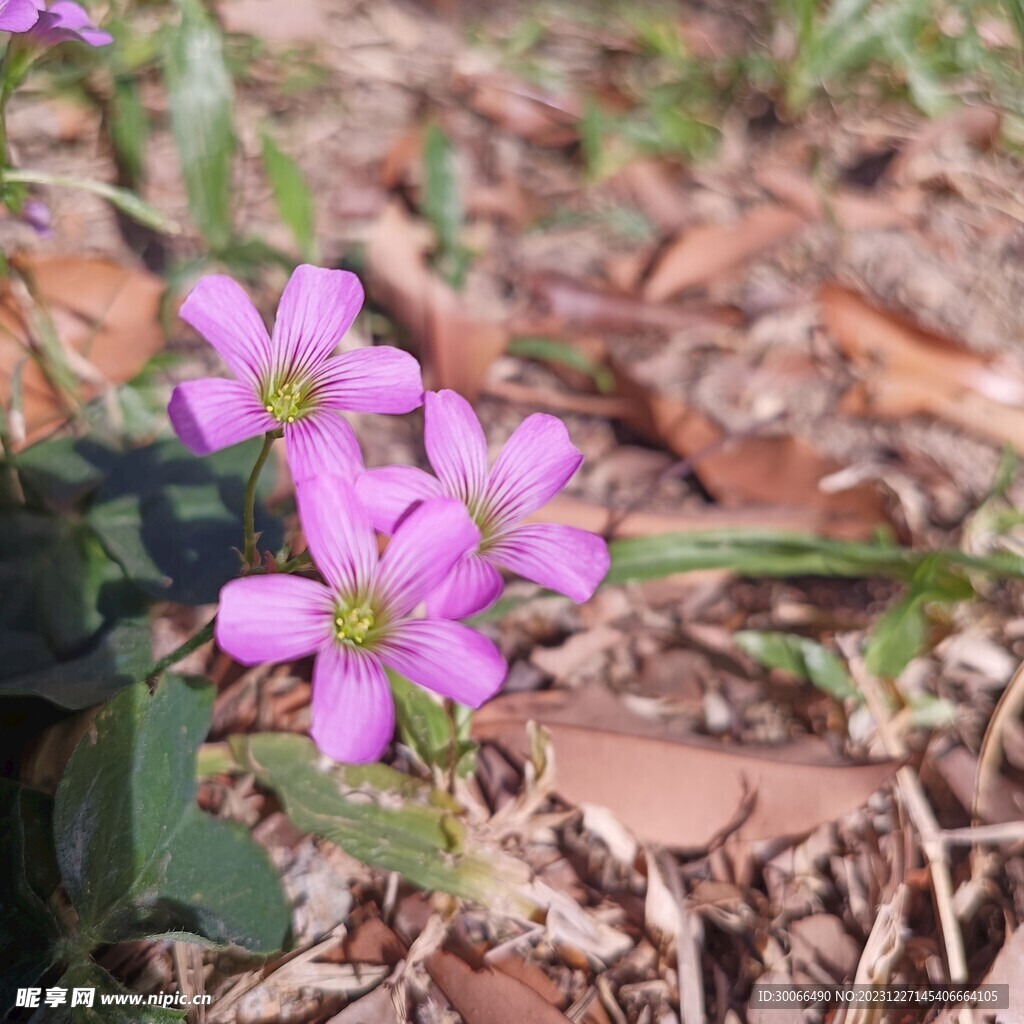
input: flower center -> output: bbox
[263,380,310,424]
[334,600,376,646]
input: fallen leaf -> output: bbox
[756,167,918,230]
[610,368,891,539]
[217,0,335,43]
[489,952,567,1008]
[530,626,625,679]
[426,949,571,1023]
[642,206,805,301]
[472,688,898,849]
[531,272,741,332]
[0,255,166,445]
[324,985,399,1024]
[458,72,580,146]
[609,157,691,234]
[527,494,860,538]
[888,106,1002,184]
[365,201,508,400]
[934,925,1024,1024]
[821,284,1024,453]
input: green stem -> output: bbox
[243,432,275,567]
[146,616,216,683]
[3,169,179,233]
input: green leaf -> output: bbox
[0,780,61,1014]
[735,631,858,701]
[605,529,1024,586]
[506,336,615,393]
[36,523,121,656]
[865,560,974,679]
[389,672,476,775]
[260,132,318,263]
[110,77,149,186]
[27,961,185,1024]
[86,435,281,605]
[14,437,104,508]
[2,170,177,235]
[422,123,470,288]
[864,589,929,680]
[0,618,153,708]
[162,0,236,249]
[233,732,531,909]
[54,676,289,950]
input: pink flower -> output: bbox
[27,0,111,46]
[215,474,508,763]
[0,0,38,31]
[356,389,610,620]
[169,266,423,482]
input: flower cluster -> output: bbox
[171,265,610,763]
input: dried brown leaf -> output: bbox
[459,73,580,146]
[821,284,1024,453]
[642,207,805,302]
[472,689,898,849]
[365,201,508,400]
[889,106,1002,184]
[756,167,918,230]
[0,254,165,444]
[426,949,571,1023]
[532,272,741,332]
[609,372,890,539]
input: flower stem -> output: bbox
[146,616,216,684]
[243,432,275,567]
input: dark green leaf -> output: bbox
[14,438,104,508]
[260,132,318,262]
[0,618,153,708]
[36,524,120,656]
[389,672,475,775]
[162,0,236,249]
[54,676,288,951]
[86,435,281,605]
[0,780,61,1014]
[735,631,858,701]
[27,961,185,1024]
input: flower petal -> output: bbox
[310,644,394,763]
[484,414,583,525]
[375,499,480,617]
[216,575,333,665]
[380,620,507,707]
[311,347,423,413]
[0,0,40,31]
[424,390,489,503]
[271,265,364,381]
[489,523,609,602]
[284,411,364,484]
[179,275,272,388]
[354,465,444,534]
[168,378,275,456]
[426,554,504,620]
[294,474,378,598]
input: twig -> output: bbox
[838,635,968,984]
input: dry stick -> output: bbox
[837,635,969,985]
[973,658,1024,825]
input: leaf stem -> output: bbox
[243,432,275,567]
[3,168,180,233]
[146,616,216,684]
